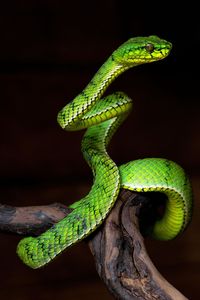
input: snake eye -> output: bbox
[145,43,154,53]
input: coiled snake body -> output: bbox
[17,36,193,269]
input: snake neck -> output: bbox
[57,56,128,130]
[82,56,127,101]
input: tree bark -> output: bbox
[0,189,188,300]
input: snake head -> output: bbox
[113,35,172,66]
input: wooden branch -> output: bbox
[88,190,188,300]
[0,203,73,236]
[0,190,188,300]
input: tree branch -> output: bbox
[0,202,73,236]
[0,189,188,300]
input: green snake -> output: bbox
[17,36,193,269]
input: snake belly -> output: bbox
[17,36,193,269]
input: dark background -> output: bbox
[0,1,199,299]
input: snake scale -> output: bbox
[17,36,193,269]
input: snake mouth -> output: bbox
[147,39,172,61]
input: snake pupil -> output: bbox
[145,43,154,53]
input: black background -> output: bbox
[0,1,199,299]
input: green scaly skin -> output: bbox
[17,36,193,269]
